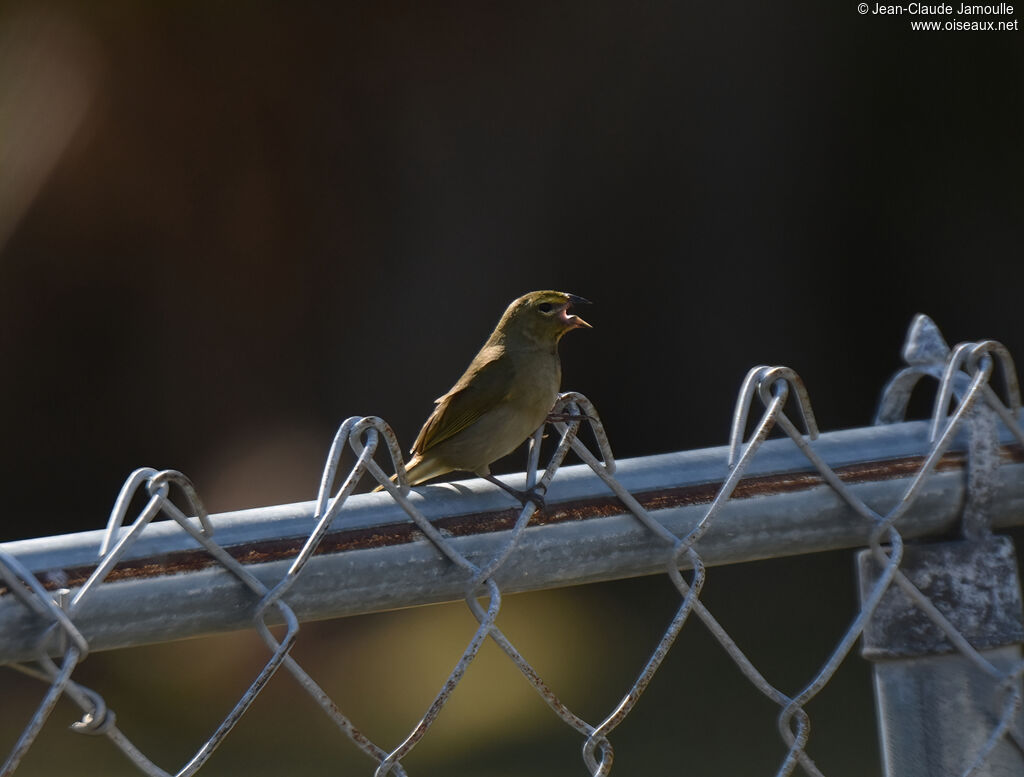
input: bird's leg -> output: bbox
[479,473,546,510]
[545,412,594,424]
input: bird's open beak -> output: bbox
[560,294,592,330]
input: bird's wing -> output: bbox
[412,348,513,455]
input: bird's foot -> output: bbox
[519,485,547,511]
[481,474,546,511]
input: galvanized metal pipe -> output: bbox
[858,538,1024,777]
[2,415,1024,663]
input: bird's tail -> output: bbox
[371,474,398,493]
[370,455,452,492]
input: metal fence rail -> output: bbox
[2,313,1024,776]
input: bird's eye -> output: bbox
[538,302,553,313]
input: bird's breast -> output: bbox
[426,351,561,475]
[507,352,561,415]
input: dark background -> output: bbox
[1,1,1022,775]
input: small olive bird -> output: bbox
[376,290,591,505]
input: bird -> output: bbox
[375,290,591,506]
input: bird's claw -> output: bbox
[481,473,546,511]
[521,486,546,511]
[507,483,546,511]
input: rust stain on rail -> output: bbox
[13,445,1024,592]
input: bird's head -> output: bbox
[494,290,592,347]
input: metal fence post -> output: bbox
[857,538,1024,776]
[859,315,1024,776]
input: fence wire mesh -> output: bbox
[2,313,1024,776]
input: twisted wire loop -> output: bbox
[363,398,602,776]
[0,552,89,776]
[2,465,312,777]
[2,314,1023,775]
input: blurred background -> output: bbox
[1,1,1022,775]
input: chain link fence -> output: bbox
[2,313,1023,776]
